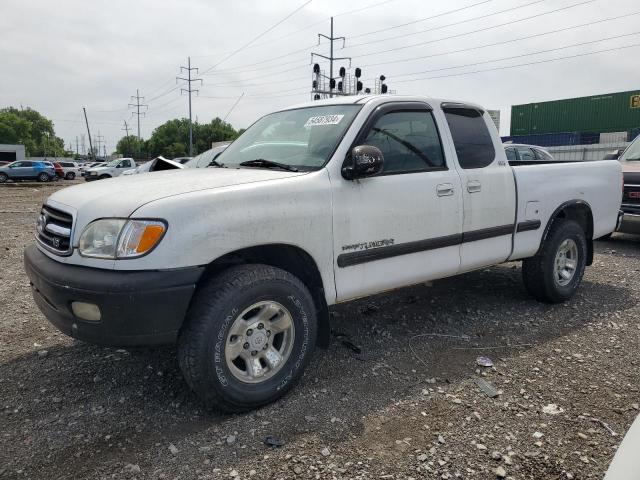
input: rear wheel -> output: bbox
[37,172,49,182]
[0,173,7,183]
[178,264,317,412]
[65,172,75,180]
[522,220,587,303]
[98,174,111,180]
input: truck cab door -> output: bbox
[331,102,463,302]
[441,104,516,272]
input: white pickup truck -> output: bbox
[84,157,136,181]
[24,95,622,411]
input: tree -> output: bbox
[0,107,65,156]
[116,135,145,158]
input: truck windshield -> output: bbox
[620,136,640,161]
[216,104,362,171]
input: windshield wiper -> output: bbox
[239,159,299,172]
[207,159,225,168]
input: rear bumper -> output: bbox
[24,244,204,346]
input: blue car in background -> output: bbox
[0,160,56,183]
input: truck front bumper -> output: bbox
[24,244,204,346]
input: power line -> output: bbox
[359,10,640,69]
[223,93,245,122]
[393,42,640,84]
[177,57,203,156]
[345,0,597,59]
[390,31,640,80]
[349,0,494,39]
[199,0,314,76]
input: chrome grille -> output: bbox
[36,204,73,255]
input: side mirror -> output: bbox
[342,145,384,180]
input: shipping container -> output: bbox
[510,89,640,136]
[501,132,581,147]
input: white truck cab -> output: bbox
[24,95,622,411]
[84,157,136,181]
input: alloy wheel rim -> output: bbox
[224,300,295,384]
[554,238,579,287]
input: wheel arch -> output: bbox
[538,200,594,265]
[199,243,331,348]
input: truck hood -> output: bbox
[48,167,306,218]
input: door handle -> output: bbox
[436,183,454,197]
[467,180,482,193]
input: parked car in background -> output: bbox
[184,144,230,169]
[617,134,640,235]
[121,157,183,175]
[504,143,554,162]
[172,157,193,164]
[81,162,106,177]
[0,160,55,183]
[84,158,136,181]
[57,161,80,180]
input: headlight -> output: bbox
[78,219,166,259]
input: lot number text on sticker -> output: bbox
[304,115,344,127]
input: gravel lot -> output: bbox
[1,181,639,480]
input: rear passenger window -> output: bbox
[534,149,553,161]
[505,148,517,161]
[516,147,535,161]
[443,107,495,169]
[362,110,445,174]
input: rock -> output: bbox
[476,443,487,450]
[168,443,179,455]
[249,470,257,477]
[438,435,445,444]
[226,435,236,445]
[294,466,303,474]
[124,463,141,474]
[577,432,588,440]
[475,377,500,398]
[542,404,563,415]
[533,431,544,439]
[495,466,507,478]
[417,453,428,462]
[321,447,331,456]
[229,470,239,477]
[503,455,513,465]
[37,350,48,357]
[491,451,501,460]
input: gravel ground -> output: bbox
[0,182,639,480]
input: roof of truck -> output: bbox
[284,94,486,112]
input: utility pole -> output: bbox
[95,131,104,159]
[128,90,147,159]
[122,120,130,157]
[177,57,202,156]
[75,136,79,156]
[312,17,350,98]
[83,107,95,161]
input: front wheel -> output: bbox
[178,264,317,412]
[65,172,75,180]
[522,220,587,303]
[37,172,49,182]
[0,173,7,183]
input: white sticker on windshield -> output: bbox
[304,114,344,127]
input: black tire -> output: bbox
[178,264,317,412]
[0,173,7,183]
[37,172,49,182]
[65,172,75,180]
[522,220,587,303]
[98,174,111,180]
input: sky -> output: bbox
[1,0,639,154]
